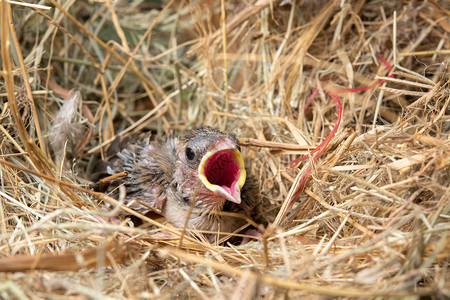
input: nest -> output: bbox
[0,0,449,298]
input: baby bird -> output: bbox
[96,126,259,241]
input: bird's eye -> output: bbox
[185,147,195,160]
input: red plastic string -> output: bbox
[291,93,342,168]
[378,56,393,71]
[303,88,318,115]
[288,93,342,203]
[334,56,394,93]
[287,57,393,203]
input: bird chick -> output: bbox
[96,126,259,242]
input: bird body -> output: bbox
[96,126,259,241]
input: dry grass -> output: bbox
[0,0,449,298]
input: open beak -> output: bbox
[198,137,246,204]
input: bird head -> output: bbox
[178,126,246,205]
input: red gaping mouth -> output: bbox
[203,149,241,194]
[198,140,246,204]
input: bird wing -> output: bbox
[97,135,178,213]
